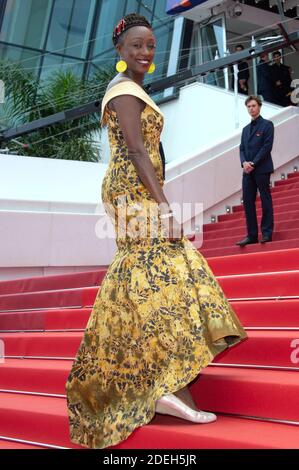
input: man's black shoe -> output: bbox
[236,236,259,247]
[260,235,272,243]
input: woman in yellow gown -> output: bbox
[65,13,248,449]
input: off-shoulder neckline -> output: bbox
[106,79,144,93]
[101,79,163,125]
[107,102,163,118]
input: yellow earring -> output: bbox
[116,59,127,73]
[147,62,156,74]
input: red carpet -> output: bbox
[0,171,298,449]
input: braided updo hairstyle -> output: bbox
[112,13,152,47]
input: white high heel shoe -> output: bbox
[155,393,217,423]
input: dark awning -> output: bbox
[166,0,210,15]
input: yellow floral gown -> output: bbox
[65,80,248,449]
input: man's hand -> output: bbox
[239,79,247,91]
[243,161,254,174]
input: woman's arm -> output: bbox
[109,93,183,240]
[109,93,171,214]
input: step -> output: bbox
[190,366,299,422]
[268,187,299,200]
[1,297,298,332]
[0,250,297,319]
[0,270,106,296]
[203,220,299,243]
[0,307,91,331]
[228,187,299,206]
[201,228,299,249]
[275,173,299,183]
[232,194,299,213]
[0,267,298,312]
[0,439,46,449]
[218,202,299,222]
[0,332,82,358]
[1,361,299,423]
[275,178,299,188]
[269,187,299,199]
[286,172,299,179]
[0,392,298,448]
[1,325,298,365]
[0,392,81,449]
[0,286,97,311]
[213,330,299,368]
[231,299,299,327]
[217,270,299,298]
[204,210,299,231]
[207,248,299,275]
[200,238,299,258]
[203,220,299,242]
[271,181,299,193]
[0,359,72,394]
[1,329,298,395]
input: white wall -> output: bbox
[0,154,106,213]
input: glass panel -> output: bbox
[125,0,140,14]
[92,0,126,58]
[154,0,168,20]
[46,0,96,58]
[188,24,200,68]
[152,0,173,82]
[139,0,155,21]
[200,18,225,88]
[39,54,84,81]
[92,49,116,71]
[0,43,41,74]
[146,22,173,84]
[0,0,52,49]
[86,62,102,79]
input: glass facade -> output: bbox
[0,0,176,84]
[188,15,227,89]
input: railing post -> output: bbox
[233,63,239,129]
[252,35,258,95]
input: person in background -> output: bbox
[257,52,275,103]
[236,95,275,247]
[230,44,250,95]
[271,50,293,107]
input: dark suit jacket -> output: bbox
[230,60,250,92]
[257,60,273,95]
[239,115,274,174]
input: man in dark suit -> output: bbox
[230,44,250,95]
[236,95,275,246]
[271,50,293,106]
[257,52,275,104]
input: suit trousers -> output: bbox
[242,171,274,239]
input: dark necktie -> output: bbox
[250,119,257,135]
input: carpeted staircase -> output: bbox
[0,171,298,449]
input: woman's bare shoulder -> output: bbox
[104,77,145,113]
[106,76,135,92]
